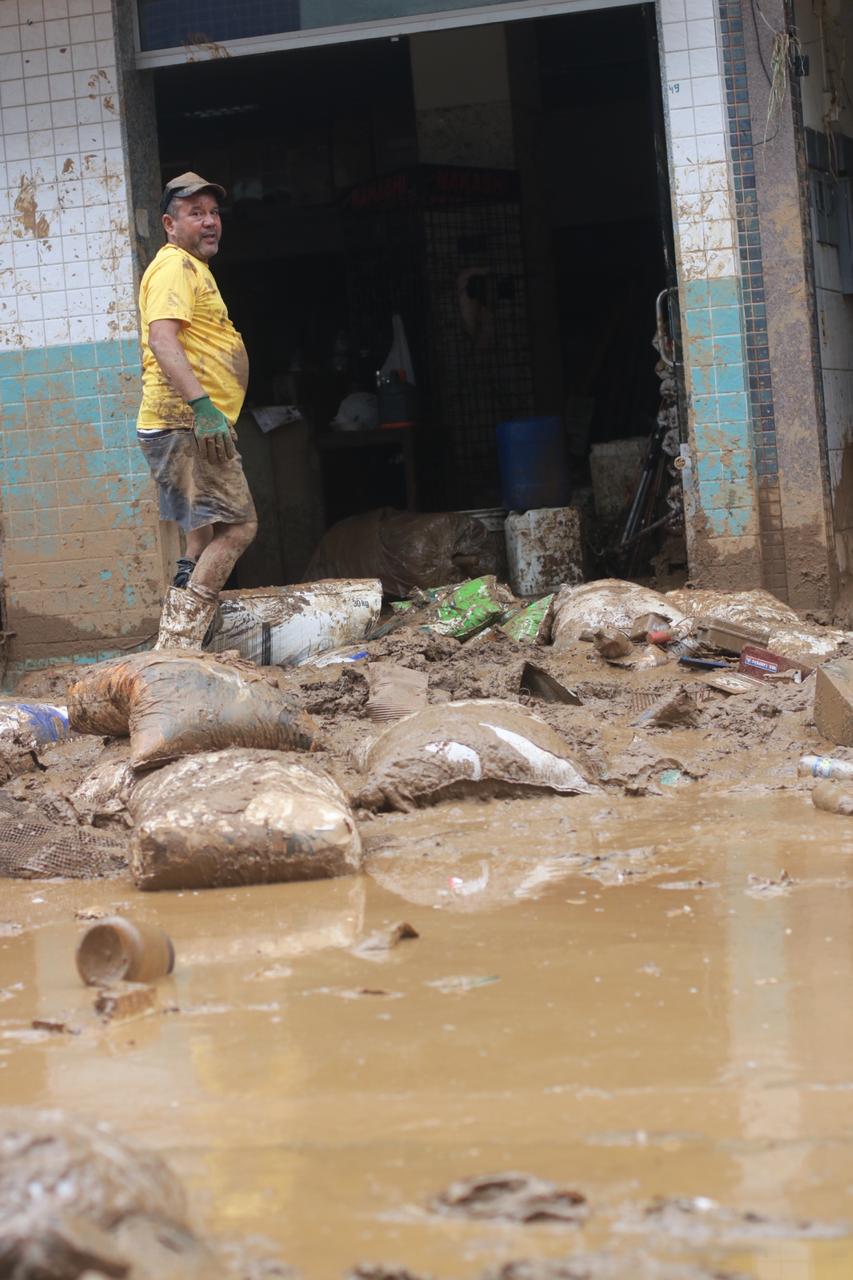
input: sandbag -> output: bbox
[70,741,136,827]
[68,651,319,771]
[0,1108,218,1279]
[208,578,382,666]
[305,507,492,598]
[546,579,687,651]
[666,586,842,660]
[357,700,600,811]
[130,749,362,891]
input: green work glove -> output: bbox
[189,395,236,465]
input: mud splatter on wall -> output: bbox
[0,0,163,680]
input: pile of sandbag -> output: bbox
[356,700,599,812]
[545,579,688,650]
[207,577,381,666]
[67,650,318,770]
[305,507,495,598]
[64,650,364,891]
[0,1108,219,1278]
[130,749,362,890]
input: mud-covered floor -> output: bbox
[4,617,853,1277]
[4,784,853,1277]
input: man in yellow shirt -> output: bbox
[137,171,257,649]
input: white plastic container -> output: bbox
[504,507,583,598]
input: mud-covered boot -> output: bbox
[154,582,218,651]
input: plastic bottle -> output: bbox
[798,755,853,781]
[75,917,175,986]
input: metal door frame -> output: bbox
[134,0,642,68]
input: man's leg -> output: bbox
[186,524,214,561]
[173,524,214,588]
[189,518,257,594]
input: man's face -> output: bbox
[163,191,222,262]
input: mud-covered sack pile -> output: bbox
[68,650,319,769]
[130,748,363,891]
[0,1107,222,1279]
[356,700,600,812]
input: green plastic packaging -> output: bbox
[423,576,510,641]
[500,595,554,643]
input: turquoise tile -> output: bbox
[46,345,73,372]
[70,342,98,369]
[707,277,739,307]
[0,351,23,377]
[73,396,102,425]
[4,457,32,486]
[684,308,712,338]
[683,280,710,308]
[46,371,75,400]
[2,403,26,432]
[692,394,719,425]
[697,451,729,484]
[717,392,749,423]
[690,337,716,368]
[85,447,130,478]
[699,478,754,510]
[3,429,29,459]
[97,367,124,395]
[95,340,122,367]
[710,335,744,366]
[708,507,753,537]
[694,420,749,452]
[709,306,741,336]
[23,373,50,402]
[690,366,715,396]
[101,418,133,448]
[715,362,746,394]
[73,368,99,398]
[0,377,24,404]
[22,347,48,373]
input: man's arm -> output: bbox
[148,318,206,401]
[147,317,235,464]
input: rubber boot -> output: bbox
[154,582,219,651]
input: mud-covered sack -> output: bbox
[68,651,319,770]
[70,740,136,827]
[666,586,843,660]
[500,594,554,643]
[546,579,687,651]
[305,507,492,598]
[0,1107,217,1279]
[357,699,600,811]
[208,577,382,667]
[130,749,362,891]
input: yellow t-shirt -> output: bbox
[137,243,249,432]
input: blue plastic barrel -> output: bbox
[496,416,570,512]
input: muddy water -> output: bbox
[3,786,853,1278]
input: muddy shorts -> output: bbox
[137,428,256,532]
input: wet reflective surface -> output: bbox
[3,786,853,1277]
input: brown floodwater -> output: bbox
[3,784,853,1278]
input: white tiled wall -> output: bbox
[658,0,739,281]
[0,0,137,351]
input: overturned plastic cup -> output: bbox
[76,917,175,986]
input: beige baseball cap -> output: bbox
[160,171,226,214]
